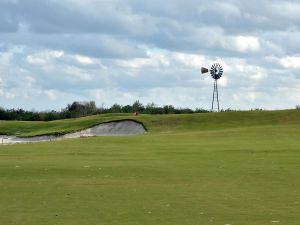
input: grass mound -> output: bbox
[0,109,300,137]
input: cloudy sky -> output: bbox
[0,0,300,111]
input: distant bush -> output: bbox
[0,100,210,121]
[251,108,264,111]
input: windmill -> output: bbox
[201,63,224,112]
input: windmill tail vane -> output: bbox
[201,63,224,112]
[201,67,209,74]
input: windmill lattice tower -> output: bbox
[201,63,224,112]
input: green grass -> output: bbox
[0,110,300,224]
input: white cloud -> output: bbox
[247,92,257,103]
[44,89,59,100]
[233,36,261,53]
[115,50,170,70]
[26,55,47,65]
[0,51,14,65]
[73,55,96,65]
[0,89,16,99]
[279,56,300,69]
[218,76,228,87]
[26,50,64,65]
[63,66,94,81]
[89,88,136,105]
[173,53,207,69]
[116,58,153,69]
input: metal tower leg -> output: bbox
[211,80,220,112]
[211,81,215,112]
[216,80,220,112]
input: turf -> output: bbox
[0,110,300,225]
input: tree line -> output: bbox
[0,101,209,121]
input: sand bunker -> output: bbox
[0,120,146,145]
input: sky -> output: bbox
[0,0,300,111]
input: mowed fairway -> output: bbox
[0,110,300,225]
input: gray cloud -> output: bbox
[0,0,299,110]
[0,1,19,32]
[1,0,298,56]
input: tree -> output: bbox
[163,105,175,114]
[145,102,157,114]
[132,100,144,113]
[66,101,97,118]
[122,105,133,113]
[109,104,122,113]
